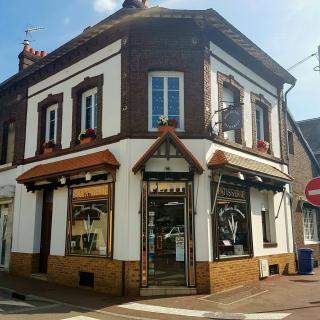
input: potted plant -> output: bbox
[79,128,96,145]
[43,140,55,154]
[257,140,270,153]
[158,115,177,132]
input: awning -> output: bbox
[208,150,293,183]
[17,150,120,186]
[132,126,204,174]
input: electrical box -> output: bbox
[259,259,269,278]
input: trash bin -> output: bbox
[298,248,314,275]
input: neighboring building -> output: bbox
[0,0,296,296]
[298,117,320,163]
[288,113,320,266]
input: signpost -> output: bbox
[305,177,320,207]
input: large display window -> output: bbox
[67,183,114,258]
[212,183,253,259]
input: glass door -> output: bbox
[0,205,8,267]
[148,198,186,286]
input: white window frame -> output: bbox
[256,105,265,141]
[81,87,98,131]
[303,207,319,244]
[148,71,184,132]
[45,104,58,142]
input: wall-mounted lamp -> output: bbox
[85,172,92,181]
[252,176,263,183]
[237,172,245,180]
[60,176,66,185]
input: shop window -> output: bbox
[303,206,319,243]
[213,184,252,259]
[288,130,294,155]
[148,71,184,131]
[67,183,114,257]
[81,88,98,132]
[1,121,15,165]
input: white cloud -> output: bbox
[93,0,120,13]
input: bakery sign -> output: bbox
[222,107,242,132]
[217,184,246,201]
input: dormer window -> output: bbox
[148,72,184,131]
[82,88,98,131]
[46,104,58,142]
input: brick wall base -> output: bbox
[196,253,295,294]
[10,252,40,275]
[10,253,140,296]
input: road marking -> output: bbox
[0,300,33,307]
[119,302,291,319]
[62,316,99,320]
[308,189,320,196]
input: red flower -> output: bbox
[257,140,268,148]
[86,128,95,135]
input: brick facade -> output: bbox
[10,253,40,275]
[288,115,320,264]
[196,253,295,294]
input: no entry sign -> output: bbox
[305,177,320,207]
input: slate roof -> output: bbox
[0,6,295,91]
[208,150,293,182]
[16,150,119,184]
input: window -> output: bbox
[45,104,58,142]
[1,121,15,165]
[288,131,294,155]
[303,206,319,243]
[149,72,184,131]
[81,88,98,131]
[256,105,265,141]
[214,184,251,258]
[68,184,114,257]
[222,86,236,142]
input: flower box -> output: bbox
[157,115,177,132]
[257,140,269,153]
[158,125,175,133]
[43,147,54,154]
[80,136,95,145]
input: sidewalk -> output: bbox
[0,270,319,319]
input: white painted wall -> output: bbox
[50,188,68,256]
[13,138,293,261]
[210,42,281,158]
[25,40,122,158]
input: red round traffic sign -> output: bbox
[305,177,320,207]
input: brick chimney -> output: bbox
[122,0,148,8]
[18,40,47,72]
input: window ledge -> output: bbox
[0,163,15,172]
[263,242,278,248]
[304,241,320,245]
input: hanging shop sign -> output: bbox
[222,107,242,132]
[305,177,320,207]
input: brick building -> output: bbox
[0,0,297,295]
[298,117,320,163]
[288,113,320,265]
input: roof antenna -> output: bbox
[22,26,46,46]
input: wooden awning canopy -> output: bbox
[208,150,293,184]
[17,150,120,191]
[132,127,204,174]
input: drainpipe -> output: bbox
[283,80,297,264]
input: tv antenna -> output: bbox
[287,45,320,73]
[22,26,46,46]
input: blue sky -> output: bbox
[1,0,319,121]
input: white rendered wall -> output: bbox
[50,188,68,256]
[210,42,281,158]
[25,40,122,158]
[14,138,293,260]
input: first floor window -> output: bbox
[82,88,98,131]
[45,104,58,142]
[68,183,114,257]
[256,105,265,141]
[214,184,251,258]
[149,71,184,131]
[1,121,15,165]
[303,206,319,243]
